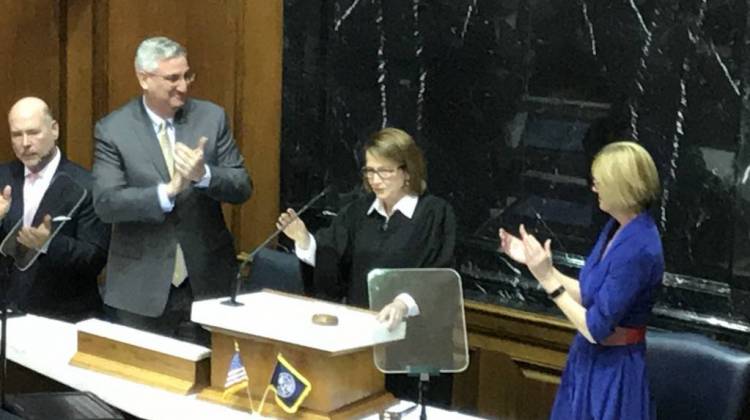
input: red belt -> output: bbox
[601,326,646,346]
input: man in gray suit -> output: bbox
[93,36,252,344]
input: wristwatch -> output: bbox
[547,285,565,300]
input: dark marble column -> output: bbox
[282,0,750,346]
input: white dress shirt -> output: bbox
[23,147,61,227]
[142,98,211,212]
[294,194,420,316]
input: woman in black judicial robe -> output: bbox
[277,127,456,406]
[309,192,455,308]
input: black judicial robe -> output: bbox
[312,193,456,307]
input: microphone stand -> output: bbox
[0,254,22,413]
[0,253,10,410]
[223,185,333,306]
[418,373,429,420]
[0,172,86,412]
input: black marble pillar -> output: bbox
[282,0,750,345]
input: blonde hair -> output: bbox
[591,141,660,213]
[363,128,427,195]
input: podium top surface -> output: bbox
[191,291,405,354]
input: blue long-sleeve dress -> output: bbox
[551,212,664,420]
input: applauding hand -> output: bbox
[175,137,208,182]
[0,186,11,220]
[17,214,51,250]
[499,224,555,285]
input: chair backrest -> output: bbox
[246,248,304,295]
[647,330,750,420]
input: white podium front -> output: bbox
[192,291,405,419]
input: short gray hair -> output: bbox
[134,36,187,72]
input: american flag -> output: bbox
[223,341,248,397]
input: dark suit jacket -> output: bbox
[0,157,109,321]
[93,97,252,317]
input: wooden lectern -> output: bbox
[69,319,211,394]
[192,290,405,419]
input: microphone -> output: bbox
[222,184,336,306]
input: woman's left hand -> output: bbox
[376,299,408,331]
[499,228,528,265]
[519,224,555,287]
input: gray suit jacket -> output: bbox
[93,97,252,316]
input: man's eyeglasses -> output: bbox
[149,71,196,86]
[361,166,404,180]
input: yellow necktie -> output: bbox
[158,123,188,287]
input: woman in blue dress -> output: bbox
[499,141,664,420]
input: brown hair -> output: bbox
[363,128,427,195]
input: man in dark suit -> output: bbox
[0,97,109,322]
[92,36,252,344]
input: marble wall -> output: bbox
[281,0,750,341]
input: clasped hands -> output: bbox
[498,224,557,292]
[0,185,52,250]
[166,137,208,197]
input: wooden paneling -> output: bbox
[97,0,242,120]
[452,300,575,419]
[0,0,62,162]
[65,0,95,168]
[236,0,283,251]
[91,0,110,125]
[102,0,240,121]
[105,0,188,111]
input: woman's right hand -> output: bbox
[500,224,556,285]
[276,208,310,248]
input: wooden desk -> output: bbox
[2,314,481,419]
[453,300,575,420]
